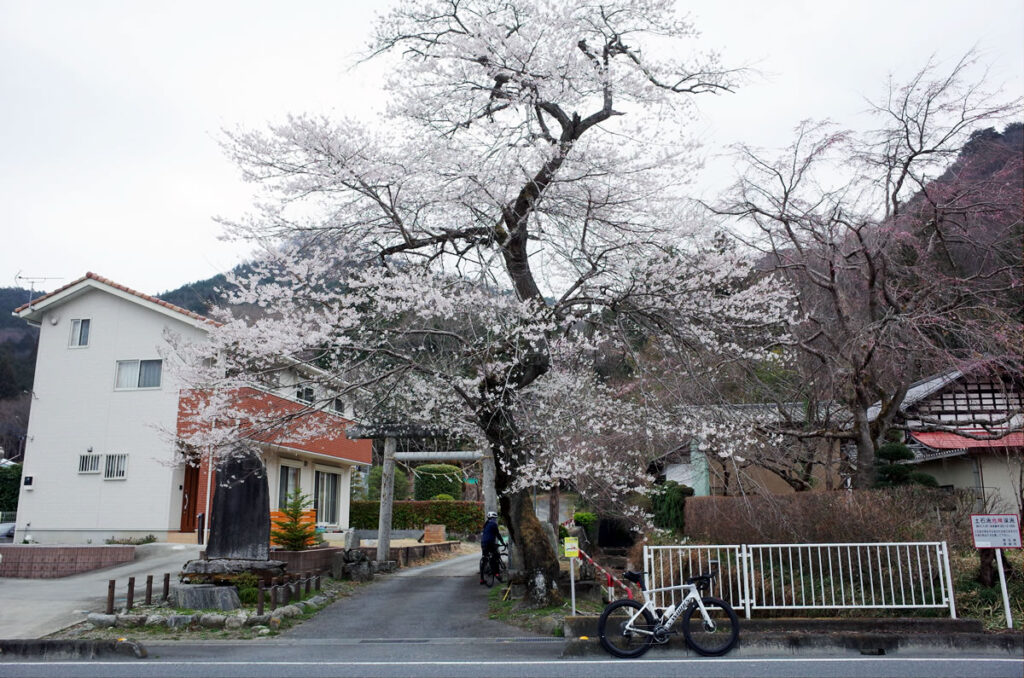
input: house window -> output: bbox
[296,386,314,404]
[115,359,162,389]
[278,464,301,508]
[69,319,91,347]
[104,454,128,480]
[332,398,346,415]
[78,454,101,474]
[314,469,340,525]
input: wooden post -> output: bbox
[315,574,321,592]
[162,573,170,601]
[145,575,153,606]
[126,576,135,610]
[305,573,311,596]
[482,452,497,516]
[377,436,397,563]
[106,580,115,615]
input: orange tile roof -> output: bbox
[14,272,219,326]
[178,387,371,464]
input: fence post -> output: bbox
[305,572,311,596]
[106,580,115,615]
[315,574,321,592]
[145,575,153,606]
[126,576,135,610]
[940,541,957,619]
[162,573,170,601]
[741,545,752,620]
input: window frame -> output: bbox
[69,318,91,348]
[314,467,341,526]
[103,453,129,480]
[78,454,101,474]
[296,385,315,404]
[277,461,302,509]
[114,359,163,390]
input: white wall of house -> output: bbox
[264,447,354,531]
[915,452,1022,516]
[15,288,206,543]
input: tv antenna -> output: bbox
[14,272,63,306]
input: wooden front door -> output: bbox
[180,463,200,532]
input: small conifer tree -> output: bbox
[271,490,318,551]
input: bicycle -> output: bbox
[597,566,739,658]
[479,543,509,587]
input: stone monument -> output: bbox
[179,452,286,596]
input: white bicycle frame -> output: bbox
[625,579,716,637]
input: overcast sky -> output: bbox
[1,0,1021,297]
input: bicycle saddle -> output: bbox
[622,570,645,585]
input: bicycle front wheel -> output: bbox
[681,596,739,656]
[598,599,656,658]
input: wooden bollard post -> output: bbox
[162,573,170,601]
[106,580,115,615]
[126,576,135,610]
[145,575,153,606]
[257,581,265,615]
[305,572,311,596]
[315,574,321,592]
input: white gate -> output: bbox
[643,542,957,619]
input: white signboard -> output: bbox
[971,514,1022,549]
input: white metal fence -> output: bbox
[643,542,957,619]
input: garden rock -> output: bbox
[199,613,227,628]
[252,625,271,635]
[169,583,241,611]
[307,595,328,607]
[86,613,116,628]
[343,561,374,582]
[145,615,167,627]
[224,615,245,630]
[268,617,282,631]
[115,614,147,628]
[374,560,397,574]
[166,614,195,629]
[246,614,270,626]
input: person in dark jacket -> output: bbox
[480,510,505,584]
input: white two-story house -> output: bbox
[12,273,371,545]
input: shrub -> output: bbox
[875,442,938,488]
[0,463,21,511]
[413,464,463,501]
[234,572,259,605]
[650,481,694,533]
[431,493,455,501]
[350,500,484,534]
[684,486,975,547]
[573,511,597,542]
[104,534,157,545]
[271,490,318,551]
[368,466,410,500]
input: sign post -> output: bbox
[970,514,1022,629]
[564,537,579,616]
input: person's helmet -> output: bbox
[486,511,499,519]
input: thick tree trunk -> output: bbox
[503,489,561,606]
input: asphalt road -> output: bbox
[1,551,1020,677]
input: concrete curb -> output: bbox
[0,639,147,659]
[564,615,1022,658]
[564,632,1023,658]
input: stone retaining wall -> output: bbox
[356,540,460,567]
[272,547,345,575]
[0,545,136,578]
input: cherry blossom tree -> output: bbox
[713,53,1023,489]
[170,0,793,601]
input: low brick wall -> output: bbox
[357,540,460,567]
[0,545,136,578]
[272,547,345,575]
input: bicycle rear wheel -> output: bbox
[681,596,739,656]
[480,555,495,587]
[598,599,656,658]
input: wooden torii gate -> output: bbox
[347,425,496,562]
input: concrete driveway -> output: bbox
[0,543,201,639]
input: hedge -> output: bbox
[351,500,484,535]
[412,464,463,501]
